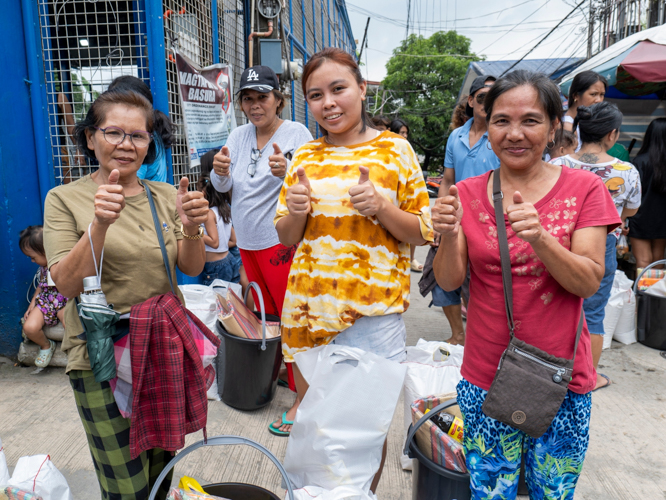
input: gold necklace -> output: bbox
[256,117,281,155]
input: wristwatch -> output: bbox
[181,224,204,240]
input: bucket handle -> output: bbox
[244,282,268,351]
[633,259,666,295]
[147,435,295,500]
[403,397,469,480]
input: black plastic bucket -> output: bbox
[204,482,280,500]
[216,283,282,411]
[147,436,295,500]
[634,260,666,351]
[404,398,471,500]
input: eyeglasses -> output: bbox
[248,148,261,177]
[94,126,152,148]
[475,92,487,104]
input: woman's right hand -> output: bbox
[286,167,311,217]
[94,169,125,226]
[213,146,231,177]
[432,185,462,237]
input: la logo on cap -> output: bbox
[247,69,259,81]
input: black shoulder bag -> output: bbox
[481,168,584,438]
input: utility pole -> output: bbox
[405,0,411,40]
[587,0,595,58]
[358,17,370,61]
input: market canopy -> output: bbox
[560,24,666,98]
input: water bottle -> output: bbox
[80,276,108,306]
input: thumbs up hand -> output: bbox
[286,167,311,217]
[213,146,231,177]
[348,166,384,217]
[268,143,288,178]
[432,185,463,237]
[94,169,126,226]
[507,191,543,243]
[177,176,210,229]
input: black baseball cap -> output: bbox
[237,65,279,94]
[466,75,497,117]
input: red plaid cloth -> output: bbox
[129,292,220,459]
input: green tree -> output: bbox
[382,31,481,171]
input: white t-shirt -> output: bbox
[562,115,582,152]
[204,206,233,253]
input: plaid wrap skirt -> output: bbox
[69,370,173,500]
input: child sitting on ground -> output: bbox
[19,225,67,367]
[547,128,578,160]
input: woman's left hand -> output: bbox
[268,143,287,178]
[176,177,209,228]
[507,191,544,243]
[349,166,384,217]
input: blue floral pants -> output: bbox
[457,378,591,500]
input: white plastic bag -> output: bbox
[0,437,9,486]
[400,340,464,470]
[603,292,623,349]
[291,485,378,500]
[284,345,407,493]
[8,455,72,500]
[603,271,636,348]
[644,277,666,298]
[614,288,637,345]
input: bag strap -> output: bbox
[144,182,176,295]
[492,168,584,362]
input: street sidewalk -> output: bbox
[1,244,664,499]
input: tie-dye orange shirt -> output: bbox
[274,131,434,361]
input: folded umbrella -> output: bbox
[77,296,120,383]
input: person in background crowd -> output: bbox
[43,89,209,499]
[628,118,666,269]
[562,71,607,151]
[275,47,433,492]
[390,118,423,272]
[434,75,499,346]
[57,92,88,182]
[449,96,469,132]
[433,70,620,499]
[210,65,313,437]
[371,115,391,131]
[550,102,641,392]
[198,149,241,286]
[19,225,67,368]
[546,128,578,160]
[107,75,174,183]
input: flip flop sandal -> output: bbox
[35,340,55,368]
[592,373,612,392]
[277,379,290,388]
[411,259,424,273]
[268,412,294,437]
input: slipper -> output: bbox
[592,373,612,392]
[277,379,289,388]
[268,412,294,437]
[35,340,55,368]
[411,259,424,273]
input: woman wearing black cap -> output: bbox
[210,65,312,436]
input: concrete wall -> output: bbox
[0,1,45,355]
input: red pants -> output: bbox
[240,243,298,391]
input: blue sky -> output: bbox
[346,0,590,82]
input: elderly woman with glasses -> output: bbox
[43,89,209,499]
[210,65,312,437]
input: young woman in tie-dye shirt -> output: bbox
[274,47,433,491]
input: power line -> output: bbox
[478,0,551,53]
[498,0,587,77]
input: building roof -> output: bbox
[458,57,584,99]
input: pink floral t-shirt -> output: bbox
[457,166,620,394]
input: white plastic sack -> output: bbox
[400,339,464,470]
[603,292,623,349]
[291,485,378,500]
[8,455,72,500]
[614,288,637,345]
[284,345,407,493]
[0,437,9,486]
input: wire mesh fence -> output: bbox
[36,0,354,187]
[37,0,148,185]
